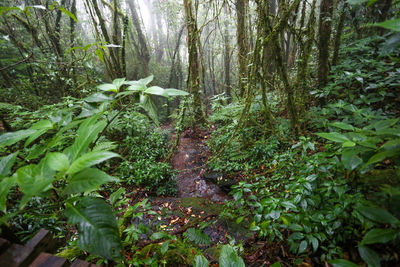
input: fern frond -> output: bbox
[184,228,211,246]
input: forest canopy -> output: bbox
[0,0,400,266]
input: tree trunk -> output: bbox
[317,0,334,90]
[183,0,206,124]
[236,0,249,98]
[223,4,231,103]
[127,0,151,77]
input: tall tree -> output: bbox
[317,0,334,89]
[183,0,206,124]
[127,0,150,78]
[236,0,249,98]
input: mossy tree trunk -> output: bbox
[236,0,249,98]
[317,0,334,90]
[183,0,206,124]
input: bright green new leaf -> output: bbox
[59,7,77,22]
[65,197,121,259]
[358,245,381,267]
[97,83,118,92]
[68,151,119,175]
[64,168,117,195]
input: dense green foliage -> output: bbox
[1,0,400,266]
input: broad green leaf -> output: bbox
[342,149,363,170]
[140,94,159,124]
[95,49,104,63]
[46,152,69,172]
[357,206,399,224]
[160,240,169,255]
[194,255,209,267]
[64,168,117,195]
[25,121,53,147]
[163,88,190,97]
[145,86,165,96]
[316,132,349,143]
[361,228,397,245]
[0,129,36,147]
[0,152,18,177]
[375,19,400,32]
[298,240,308,254]
[30,120,53,130]
[97,83,118,92]
[150,232,169,240]
[16,162,55,208]
[381,139,400,150]
[139,75,154,85]
[112,78,126,90]
[365,148,400,166]
[65,197,121,259]
[127,83,146,92]
[68,151,119,175]
[371,118,399,131]
[109,188,125,206]
[0,177,14,212]
[342,141,356,147]
[59,7,77,22]
[358,245,381,267]
[219,245,245,267]
[270,263,282,267]
[309,236,319,252]
[329,259,359,267]
[84,93,114,103]
[64,116,106,161]
[330,122,355,131]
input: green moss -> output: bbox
[180,197,223,214]
[56,245,83,261]
[136,240,200,265]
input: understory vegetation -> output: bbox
[1,0,400,266]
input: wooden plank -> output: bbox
[28,252,68,267]
[0,243,34,267]
[0,229,57,267]
[70,259,90,267]
[0,237,10,253]
[26,229,57,253]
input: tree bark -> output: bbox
[317,0,334,89]
[183,0,206,124]
[236,0,249,98]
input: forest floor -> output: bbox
[125,125,255,263]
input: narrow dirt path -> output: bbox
[171,128,228,202]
